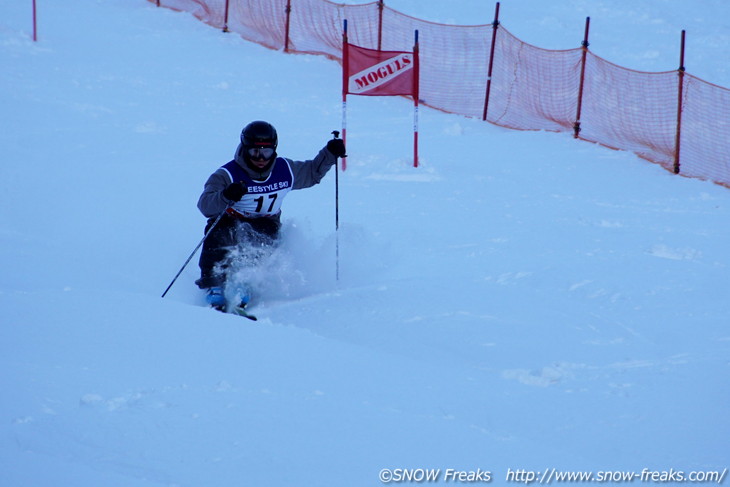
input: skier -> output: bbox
[195,120,346,310]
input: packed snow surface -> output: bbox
[1,1,728,485]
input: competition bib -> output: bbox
[221,158,294,217]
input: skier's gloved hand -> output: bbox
[326,138,347,158]
[222,182,247,202]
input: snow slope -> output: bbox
[1,1,729,486]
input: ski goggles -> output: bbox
[247,147,275,159]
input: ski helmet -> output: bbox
[241,121,277,151]
[239,121,278,172]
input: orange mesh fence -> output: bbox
[579,57,679,171]
[680,75,730,183]
[150,0,730,188]
[157,0,226,30]
[286,0,366,58]
[377,9,491,120]
[486,27,582,132]
[226,0,287,50]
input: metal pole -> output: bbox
[673,30,686,175]
[32,0,38,41]
[337,19,349,281]
[284,0,292,52]
[377,1,384,50]
[223,0,230,32]
[573,17,591,138]
[331,131,342,281]
[482,2,500,121]
[341,19,349,171]
[413,29,419,168]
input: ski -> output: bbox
[209,304,258,321]
[229,306,258,321]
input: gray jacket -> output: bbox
[197,143,337,218]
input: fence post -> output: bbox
[222,0,230,32]
[341,20,349,171]
[573,17,590,138]
[673,30,686,175]
[284,0,292,52]
[377,1,384,50]
[32,0,38,41]
[413,29,420,168]
[482,2,500,121]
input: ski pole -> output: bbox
[331,130,341,281]
[161,208,227,298]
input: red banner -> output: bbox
[344,43,416,97]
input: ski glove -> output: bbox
[326,139,347,158]
[222,182,247,202]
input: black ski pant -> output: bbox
[196,213,281,289]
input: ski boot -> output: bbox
[205,286,226,310]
